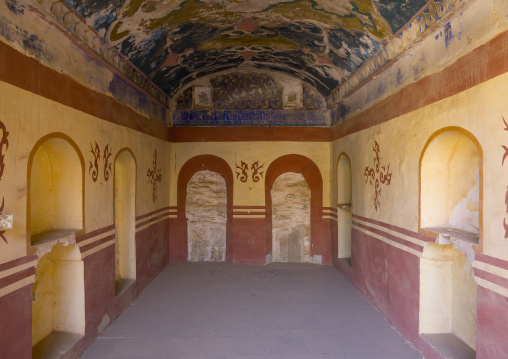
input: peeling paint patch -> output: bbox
[444,22,454,48]
[5,0,25,14]
[396,68,403,85]
[109,75,168,125]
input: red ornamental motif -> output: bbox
[364,141,392,211]
[103,144,112,181]
[0,121,9,244]
[147,149,162,203]
[235,160,265,183]
[502,117,508,239]
[251,161,264,182]
[89,142,100,182]
[235,161,248,182]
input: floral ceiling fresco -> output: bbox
[64,0,429,98]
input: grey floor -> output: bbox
[80,263,423,359]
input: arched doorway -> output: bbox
[265,154,325,264]
[186,170,227,261]
[271,172,311,262]
[177,155,233,262]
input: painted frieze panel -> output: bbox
[211,73,282,110]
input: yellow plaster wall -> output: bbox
[331,70,508,262]
[169,141,331,208]
[0,80,170,265]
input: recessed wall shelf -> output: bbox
[423,227,479,244]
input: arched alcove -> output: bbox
[114,149,136,295]
[337,153,352,266]
[186,170,227,262]
[420,243,477,358]
[177,155,233,262]
[32,244,85,358]
[28,134,84,249]
[271,172,311,263]
[420,128,482,249]
[265,154,324,264]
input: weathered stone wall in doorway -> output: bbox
[186,170,227,261]
[271,172,311,262]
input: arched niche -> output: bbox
[419,243,477,358]
[265,154,323,264]
[337,153,352,266]
[28,134,84,250]
[186,170,227,261]
[114,149,137,295]
[32,244,85,358]
[177,155,233,262]
[420,128,482,250]
[271,172,311,262]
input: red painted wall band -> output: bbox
[474,268,508,291]
[168,126,331,142]
[0,255,37,273]
[76,224,116,243]
[79,234,115,254]
[135,206,171,221]
[332,30,508,140]
[352,220,424,253]
[0,267,35,290]
[476,253,508,272]
[0,41,169,141]
[353,214,434,243]
[135,211,170,229]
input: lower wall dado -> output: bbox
[329,214,508,359]
[0,210,169,359]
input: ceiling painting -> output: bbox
[64,0,431,99]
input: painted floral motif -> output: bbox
[364,141,392,211]
[235,161,249,182]
[89,142,113,182]
[147,149,163,203]
[235,160,265,182]
[103,144,113,181]
[251,161,265,182]
[89,142,101,182]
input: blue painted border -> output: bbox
[172,109,330,127]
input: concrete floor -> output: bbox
[80,263,423,359]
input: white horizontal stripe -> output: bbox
[322,215,337,222]
[0,260,36,280]
[136,211,170,225]
[77,229,115,248]
[476,277,508,298]
[0,275,34,298]
[136,215,170,232]
[233,214,266,218]
[352,224,422,258]
[473,261,508,280]
[353,217,427,248]
[81,240,115,258]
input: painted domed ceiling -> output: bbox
[65,0,429,99]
